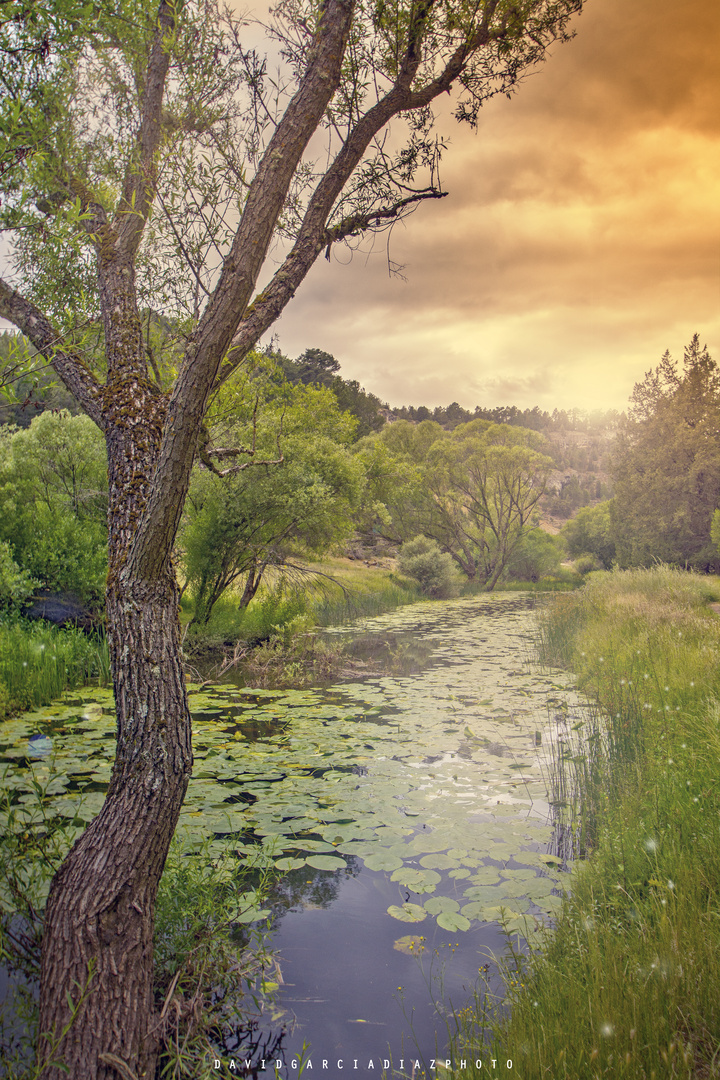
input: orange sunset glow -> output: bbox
[264,0,720,413]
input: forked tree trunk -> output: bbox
[37,569,192,1080]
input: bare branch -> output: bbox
[200,452,285,479]
[324,188,448,248]
[191,0,355,360]
[128,0,355,580]
[0,277,106,430]
[196,396,285,478]
[114,1,176,258]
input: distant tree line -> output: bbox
[394,400,622,434]
[3,331,719,619]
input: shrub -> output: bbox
[0,541,37,611]
[573,552,601,575]
[502,527,563,582]
[397,536,458,598]
[562,500,616,568]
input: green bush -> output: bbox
[562,500,616,569]
[0,541,37,611]
[502,527,563,582]
[397,535,458,598]
[573,552,601,575]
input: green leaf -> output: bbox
[305,854,346,871]
[274,856,307,871]
[363,851,404,872]
[436,911,471,932]
[423,896,459,915]
[387,903,427,924]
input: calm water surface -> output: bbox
[0,594,590,1072]
[202,594,588,1067]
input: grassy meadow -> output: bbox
[453,567,720,1078]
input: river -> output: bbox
[0,593,590,1072]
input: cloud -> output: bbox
[268,0,720,412]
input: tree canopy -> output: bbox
[0,410,108,602]
[358,418,554,588]
[182,361,364,624]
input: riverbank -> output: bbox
[183,556,581,687]
[457,566,720,1077]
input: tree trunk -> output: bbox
[238,558,261,611]
[37,568,192,1080]
[37,305,194,1076]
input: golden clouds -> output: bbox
[268,0,720,411]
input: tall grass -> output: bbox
[311,572,419,625]
[451,566,720,1078]
[0,619,110,718]
[184,561,422,649]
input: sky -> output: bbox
[261,0,720,414]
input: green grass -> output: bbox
[451,566,720,1078]
[307,558,420,624]
[183,557,422,646]
[0,618,110,718]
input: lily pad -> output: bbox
[390,867,441,893]
[419,853,457,870]
[393,935,426,955]
[305,854,346,871]
[274,856,307,871]
[423,896,460,916]
[437,911,471,932]
[387,903,427,924]
[363,851,404,872]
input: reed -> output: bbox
[451,566,720,1078]
[0,619,110,718]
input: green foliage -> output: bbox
[0,619,109,717]
[153,837,280,1078]
[501,526,563,582]
[0,774,87,1078]
[270,346,387,439]
[0,541,37,611]
[0,780,277,1079]
[183,368,364,625]
[573,552,600,575]
[397,535,458,598]
[194,586,312,648]
[711,507,720,555]
[359,419,554,589]
[562,500,616,569]
[308,560,420,625]
[611,335,720,572]
[0,332,78,421]
[463,566,720,1079]
[0,411,107,603]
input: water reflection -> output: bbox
[0,593,592,1067]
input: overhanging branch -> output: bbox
[323,187,448,251]
[0,277,106,430]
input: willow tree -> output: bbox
[0,0,584,1075]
